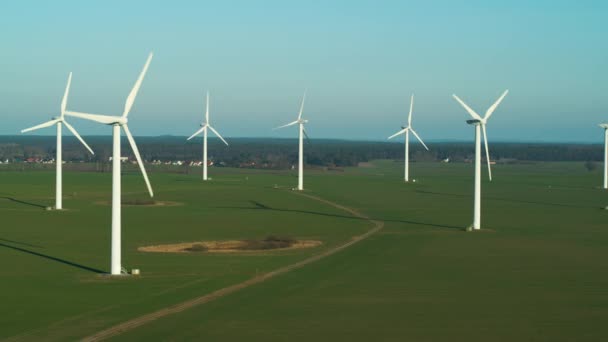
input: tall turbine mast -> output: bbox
[388,94,429,182]
[21,72,94,210]
[453,90,508,230]
[187,91,229,181]
[65,53,154,275]
[600,123,608,189]
[275,91,309,191]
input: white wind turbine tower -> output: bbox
[452,90,509,230]
[600,123,608,189]
[388,94,429,182]
[275,92,308,191]
[21,72,94,210]
[187,92,229,180]
[65,53,154,275]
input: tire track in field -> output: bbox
[82,192,384,341]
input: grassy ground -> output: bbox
[2,161,608,341]
[0,167,369,340]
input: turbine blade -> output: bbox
[123,124,154,197]
[65,111,121,125]
[123,52,153,117]
[205,91,210,124]
[410,128,429,151]
[63,120,94,155]
[388,128,408,140]
[208,125,229,146]
[482,124,492,181]
[273,120,299,130]
[21,119,60,133]
[297,91,306,120]
[61,72,72,117]
[408,94,414,126]
[187,126,205,141]
[484,89,509,121]
[452,94,483,121]
[303,126,311,142]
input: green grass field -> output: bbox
[1,161,607,341]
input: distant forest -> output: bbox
[0,136,604,170]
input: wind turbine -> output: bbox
[275,92,308,191]
[21,72,94,210]
[600,123,608,189]
[388,94,429,182]
[187,92,229,180]
[65,53,154,275]
[452,90,509,230]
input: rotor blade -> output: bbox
[65,111,121,125]
[63,120,94,155]
[123,124,154,197]
[205,91,210,124]
[303,126,311,142]
[122,52,153,117]
[408,94,414,126]
[410,128,429,151]
[273,120,299,130]
[21,119,60,133]
[61,72,72,117]
[481,124,492,181]
[484,89,509,121]
[452,95,483,121]
[208,125,229,146]
[297,91,306,120]
[187,126,206,141]
[388,128,408,140]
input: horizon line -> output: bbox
[0,134,604,145]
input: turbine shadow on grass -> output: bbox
[0,242,104,274]
[215,200,461,230]
[0,238,43,248]
[415,190,595,209]
[0,196,47,209]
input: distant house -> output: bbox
[108,157,129,163]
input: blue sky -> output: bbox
[1,1,607,142]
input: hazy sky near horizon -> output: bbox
[1,1,607,142]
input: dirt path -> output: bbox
[82,192,384,341]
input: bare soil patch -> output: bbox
[138,237,322,254]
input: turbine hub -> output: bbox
[113,117,128,125]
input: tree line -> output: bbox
[0,136,604,170]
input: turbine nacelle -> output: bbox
[21,72,94,155]
[387,95,428,150]
[63,53,154,198]
[187,93,229,146]
[599,123,608,129]
[453,90,509,182]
